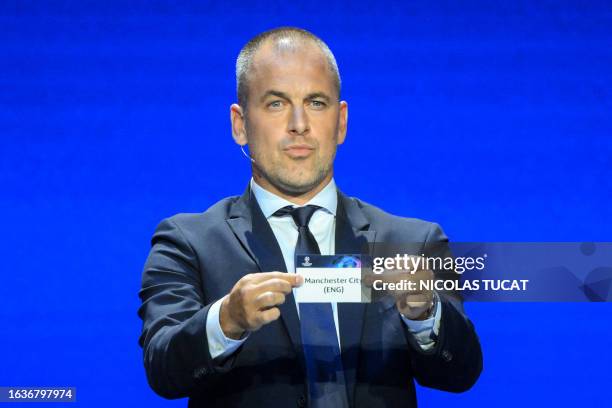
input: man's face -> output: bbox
[233,41,347,196]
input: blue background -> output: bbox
[1,1,611,406]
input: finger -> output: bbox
[362,273,380,287]
[411,269,435,279]
[254,291,286,310]
[254,278,294,295]
[258,307,281,325]
[394,288,427,298]
[363,273,416,289]
[402,291,434,304]
[248,272,303,287]
[400,292,434,311]
[405,301,431,309]
[381,269,434,284]
[246,271,287,284]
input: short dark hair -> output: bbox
[236,27,341,107]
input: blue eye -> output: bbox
[268,100,283,109]
[310,100,327,109]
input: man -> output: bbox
[138,27,482,408]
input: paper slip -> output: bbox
[294,255,370,303]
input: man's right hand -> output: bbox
[219,272,304,339]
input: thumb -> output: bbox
[292,274,304,287]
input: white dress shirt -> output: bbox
[206,178,441,360]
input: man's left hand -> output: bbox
[364,260,435,320]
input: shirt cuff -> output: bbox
[206,296,249,360]
[400,291,442,351]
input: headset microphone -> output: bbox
[240,145,256,163]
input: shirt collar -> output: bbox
[250,177,338,219]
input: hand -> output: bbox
[220,272,304,339]
[393,268,435,320]
[364,257,435,320]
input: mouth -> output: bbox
[283,144,315,158]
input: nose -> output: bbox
[287,105,309,136]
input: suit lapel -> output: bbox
[336,191,377,406]
[225,187,305,364]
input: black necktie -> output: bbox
[272,205,349,408]
[273,205,322,255]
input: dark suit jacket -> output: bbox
[138,187,482,407]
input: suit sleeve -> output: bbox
[404,223,483,393]
[137,218,239,399]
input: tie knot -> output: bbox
[273,205,321,228]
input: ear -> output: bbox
[230,103,248,146]
[336,100,348,145]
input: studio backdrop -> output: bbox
[1,1,611,407]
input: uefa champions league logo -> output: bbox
[302,256,312,267]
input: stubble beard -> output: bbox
[253,151,334,197]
